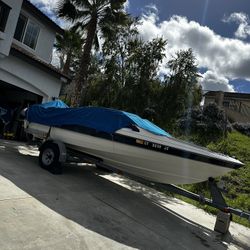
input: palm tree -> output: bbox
[55,29,82,76]
[55,29,82,103]
[57,0,128,106]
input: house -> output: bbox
[0,0,70,138]
[204,91,250,123]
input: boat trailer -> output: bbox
[105,165,250,234]
[147,178,250,233]
[38,139,250,234]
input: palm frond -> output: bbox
[72,21,89,36]
[75,10,91,20]
[74,0,92,9]
[57,0,77,21]
[110,0,127,10]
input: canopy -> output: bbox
[26,101,171,137]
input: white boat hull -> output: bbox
[26,122,242,184]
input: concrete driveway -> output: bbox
[0,139,249,250]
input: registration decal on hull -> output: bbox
[136,139,168,151]
[136,139,144,145]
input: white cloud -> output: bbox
[30,0,58,12]
[124,0,130,12]
[30,0,69,28]
[137,10,250,92]
[51,47,61,68]
[144,4,159,15]
[200,71,234,92]
[30,0,58,18]
[31,2,250,92]
[223,12,250,39]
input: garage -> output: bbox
[0,0,70,140]
[0,45,70,140]
[0,80,42,140]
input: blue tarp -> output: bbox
[40,100,69,109]
[26,101,171,137]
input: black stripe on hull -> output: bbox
[58,124,242,170]
[113,133,242,170]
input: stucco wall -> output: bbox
[0,0,56,63]
[0,54,61,102]
[0,0,22,57]
[224,108,250,123]
[0,0,63,104]
[223,99,250,107]
[13,8,56,63]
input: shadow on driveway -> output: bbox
[0,140,248,250]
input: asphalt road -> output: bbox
[0,139,249,250]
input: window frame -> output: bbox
[14,13,28,42]
[0,1,12,32]
[14,13,40,50]
[23,20,40,49]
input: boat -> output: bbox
[24,101,244,184]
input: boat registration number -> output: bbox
[136,139,169,151]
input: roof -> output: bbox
[10,43,71,81]
[22,0,64,35]
[204,91,250,99]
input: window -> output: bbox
[14,14,40,50]
[23,21,39,49]
[14,14,27,41]
[0,1,11,32]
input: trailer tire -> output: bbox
[39,142,63,174]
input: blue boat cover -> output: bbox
[40,100,69,109]
[26,101,171,137]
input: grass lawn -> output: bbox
[178,131,250,227]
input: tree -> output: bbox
[82,17,166,119]
[178,103,228,145]
[54,29,83,104]
[55,29,82,76]
[121,38,166,115]
[81,17,138,108]
[57,0,128,106]
[159,49,202,130]
[101,17,139,89]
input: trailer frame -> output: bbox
[38,138,250,233]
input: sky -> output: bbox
[30,0,250,93]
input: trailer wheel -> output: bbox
[39,142,63,174]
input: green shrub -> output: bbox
[178,103,228,145]
[177,131,250,228]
